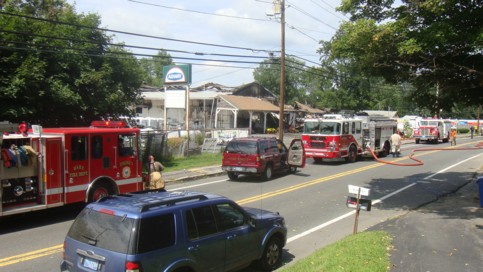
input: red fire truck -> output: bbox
[413,118,452,144]
[301,113,397,163]
[0,121,143,217]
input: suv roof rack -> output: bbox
[140,194,209,212]
[95,191,211,212]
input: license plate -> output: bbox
[233,167,243,171]
[82,257,99,271]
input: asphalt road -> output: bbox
[0,137,482,272]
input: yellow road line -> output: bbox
[0,145,463,267]
[237,148,444,205]
[0,245,62,266]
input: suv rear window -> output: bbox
[68,209,176,254]
[225,141,258,154]
[67,209,135,254]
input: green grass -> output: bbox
[163,152,223,172]
[279,231,392,272]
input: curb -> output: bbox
[164,169,226,184]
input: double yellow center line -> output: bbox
[0,244,63,266]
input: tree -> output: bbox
[326,0,483,116]
[253,55,307,104]
[0,0,144,126]
[139,50,173,87]
[307,49,412,114]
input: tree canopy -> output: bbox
[139,50,173,87]
[0,0,144,126]
[253,55,307,104]
[326,0,483,116]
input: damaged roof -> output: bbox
[218,95,280,112]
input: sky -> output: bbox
[66,0,347,88]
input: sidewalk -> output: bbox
[369,170,483,272]
[163,165,224,183]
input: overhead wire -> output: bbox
[286,1,338,31]
[0,41,274,65]
[126,0,325,67]
[0,1,333,80]
[0,39,326,76]
[311,0,349,21]
[128,0,272,22]
[286,22,319,43]
[0,11,274,53]
[1,23,324,72]
[0,29,271,60]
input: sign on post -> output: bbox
[348,185,370,196]
[347,184,372,234]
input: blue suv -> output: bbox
[61,190,287,272]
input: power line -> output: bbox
[0,44,261,68]
[1,43,329,78]
[286,1,338,31]
[0,11,274,53]
[128,0,272,22]
[1,22,323,69]
[126,1,327,65]
[0,29,272,60]
[0,6,328,80]
[1,7,325,67]
[286,23,319,42]
[286,53,320,66]
[0,42,330,81]
[311,0,348,21]
[0,41,272,65]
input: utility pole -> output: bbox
[278,0,286,142]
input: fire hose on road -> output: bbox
[367,141,483,166]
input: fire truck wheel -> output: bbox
[289,166,297,173]
[88,183,112,202]
[262,164,273,181]
[227,171,239,180]
[346,145,357,163]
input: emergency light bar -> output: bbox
[90,120,128,128]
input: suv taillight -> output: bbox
[126,261,142,272]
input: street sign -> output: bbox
[348,185,370,196]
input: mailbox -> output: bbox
[346,196,372,211]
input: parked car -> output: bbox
[222,137,305,181]
[61,190,287,272]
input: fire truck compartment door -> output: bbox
[45,138,63,203]
[287,139,306,168]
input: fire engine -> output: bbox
[413,118,452,144]
[0,121,143,217]
[301,113,397,163]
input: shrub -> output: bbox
[266,128,277,134]
[167,137,184,149]
[194,133,204,146]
